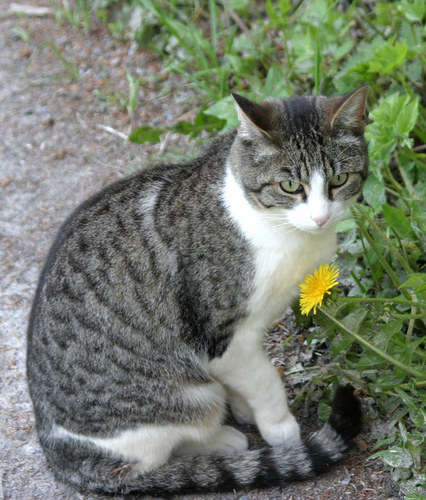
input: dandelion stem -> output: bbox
[318,308,426,380]
[339,297,426,309]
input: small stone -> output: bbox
[356,439,368,452]
[50,149,68,160]
[0,176,12,187]
[69,83,81,94]
[41,116,54,127]
[20,45,32,58]
[340,476,351,485]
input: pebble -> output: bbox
[19,45,32,58]
[41,116,54,127]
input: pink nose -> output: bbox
[311,214,330,227]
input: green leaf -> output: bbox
[331,333,354,356]
[335,39,408,92]
[382,204,414,240]
[128,126,163,143]
[339,310,369,333]
[373,321,404,351]
[172,109,226,137]
[317,399,332,422]
[204,95,238,130]
[395,97,419,136]
[372,436,397,451]
[334,39,355,61]
[409,408,426,428]
[367,40,408,75]
[399,274,426,294]
[336,218,357,232]
[404,60,423,83]
[398,0,425,22]
[226,53,244,73]
[262,66,291,97]
[372,447,414,468]
[369,93,409,127]
[411,200,426,241]
[363,176,386,214]
[229,0,250,12]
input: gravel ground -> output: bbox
[0,2,403,499]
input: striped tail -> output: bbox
[46,386,362,496]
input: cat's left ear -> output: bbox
[232,93,275,140]
[329,86,370,132]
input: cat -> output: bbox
[27,86,369,496]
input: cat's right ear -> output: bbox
[328,86,370,133]
[232,93,274,140]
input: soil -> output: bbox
[0,2,403,499]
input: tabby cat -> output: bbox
[27,86,369,495]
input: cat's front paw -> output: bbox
[259,414,301,446]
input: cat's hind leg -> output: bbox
[51,380,230,473]
[173,424,248,457]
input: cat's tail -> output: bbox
[46,386,362,496]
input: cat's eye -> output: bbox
[279,180,303,194]
[329,173,349,188]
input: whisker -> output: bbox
[262,214,290,220]
[269,223,299,234]
[335,144,355,161]
[336,153,358,163]
[271,222,295,229]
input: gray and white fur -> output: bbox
[27,87,369,495]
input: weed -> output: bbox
[51,0,91,32]
[40,41,80,79]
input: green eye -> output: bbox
[329,173,349,188]
[280,180,302,194]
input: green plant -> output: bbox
[41,41,80,79]
[12,26,31,43]
[94,68,143,117]
[51,0,92,32]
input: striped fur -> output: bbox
[41,387,362,495]
[27,89,368,495]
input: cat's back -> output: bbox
[31,131,236,302]
[26,131,252,434]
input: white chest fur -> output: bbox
[222,166,337,331]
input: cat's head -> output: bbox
[230,87,369,233]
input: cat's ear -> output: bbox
[329,86,369,132]
[232,93,275,140]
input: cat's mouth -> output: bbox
[286,216,339,234]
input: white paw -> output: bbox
[229,393,256,425]
[259,414,301,447]
[208,425,249,453]
[173,425,248,457]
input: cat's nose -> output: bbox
[311,213,330,227]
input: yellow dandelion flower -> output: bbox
[299,264,340,315]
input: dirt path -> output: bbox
[0,2,402,499]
